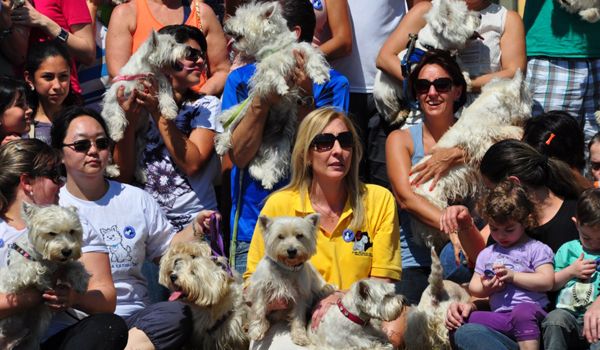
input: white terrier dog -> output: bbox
[404,247,470,350]
[0,203,90,350]
[556,0,600,22]
[101,31,189,182]
[246,214,335,346]
[309,279,406,350]
[410,71,531,249]
[214,1,330,189]
[159,241,248,350]
[373,0,481,127]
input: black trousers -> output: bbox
[41,313,128,350]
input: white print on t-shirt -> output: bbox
[100,225,133,265]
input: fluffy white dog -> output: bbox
[403,247,470,350]
[0,203,90,350]
[214,1,330,189]
[410,71,531,249]
[373,0,481,127]
[309,279,406,350]
[246,214,335,346]
[159,241,248,350]
[556,0,600,22]
[101,31,189,182]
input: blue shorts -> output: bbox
[126,301,193,350]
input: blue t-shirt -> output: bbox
[222,63,350,242]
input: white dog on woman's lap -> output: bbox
[373,0,481,127]
[309,279,406,350]
[214,1,330,190]
[0,203,90,350]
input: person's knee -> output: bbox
[542,309,577,330]
[87,313,129,347]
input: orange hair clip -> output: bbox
[545,133,556,145]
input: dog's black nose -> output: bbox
[170,274,178,283]
[61,249,72,257]
[287,248,297,258]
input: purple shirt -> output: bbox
[475,238,554,312]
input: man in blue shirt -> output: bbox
[221,0,349,273]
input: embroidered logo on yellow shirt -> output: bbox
[352,231,372,255]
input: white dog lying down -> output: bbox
[410,71,531,249]
[0,203,90,350]
[404,247,470,350]
[309,279,406,350]
[214,1,330,190]
[159,241,249,350]
[555,0,600,22]
[373,0,481,127]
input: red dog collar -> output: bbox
[336,298,366,326]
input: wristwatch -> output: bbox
[55,28,69,43]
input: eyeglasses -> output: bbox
[415,77,454,94]
[62,138,111,153]
[591,161,600,171]
[34,167,64,185]
[184,47,206,62]
[311,131,353,152]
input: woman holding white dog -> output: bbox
[385,49,467,305]
[376,0,525,98]
[0,138,128,349]
[244,107,404,348]
[50,106,217,350]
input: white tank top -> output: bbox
[458,3,507,78]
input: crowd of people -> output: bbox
[0,0,600,349]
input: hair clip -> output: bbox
[545,133,556,145]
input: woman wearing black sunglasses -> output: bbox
[385,50,468,306]
[244,107,403,348]
[50,105,218,349]
[0,138,128,349]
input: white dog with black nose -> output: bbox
[0,203,90,350]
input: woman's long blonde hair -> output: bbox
[281,107,366,230]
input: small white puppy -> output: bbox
[0,203,90,350]
[246,214,335,346]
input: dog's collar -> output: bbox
[112,73,152,83]
[266,256,305,272]
[9,242,36,262]
[336,299,367,326]
[207,310,233,333]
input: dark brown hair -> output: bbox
[479,179,537,232]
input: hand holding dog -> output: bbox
[11,1,50,29]
[116,84,145,129]
[310,291,343,330]
[43,283,76,312]
[439,205,474,235]
[410,147,466,190]
[445,301,475,330]
[259,49,314,109]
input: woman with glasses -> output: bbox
[244,107,403,348]
[113,24,221,232]
[0,138,128,349]
[385,50,467,306]
[50,105,217,349]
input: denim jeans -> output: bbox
[451,323,519,350]
[439,241,473,285]
[543,308,600,350]
[233,241,250,275]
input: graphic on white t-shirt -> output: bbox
[100,225,133,265]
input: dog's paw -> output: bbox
[248,319,270,341]
[290,327,311,346]
[580,8,600,22]
[105,164,121,178]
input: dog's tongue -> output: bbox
[168,291,183,301]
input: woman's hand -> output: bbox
[410,147,465,190]
[310,291,344,330]
[116,84,145,129]
[43,283,77,312]
[445,301,475,330]
[134,78,161,120]
[584,298,600,343]
[193,210,220,237]
[439,205,474,235]
[291,49,313,98]
[11,1,50,29]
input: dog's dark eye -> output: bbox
[191,255,196,259]
[49,232,57,237]
[174,258,182,265]
[69,230,76,235]
[277,234,284,240]
[296,234,303,239]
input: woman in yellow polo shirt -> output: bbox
[244,107,402,348]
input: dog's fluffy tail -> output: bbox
[428,246,444,306]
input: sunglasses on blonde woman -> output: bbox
[311,131,353,152]
[62,138,111,153]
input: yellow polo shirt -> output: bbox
[243,184,401,290]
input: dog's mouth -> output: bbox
[277,255,308,268]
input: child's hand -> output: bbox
[481,274,504,294]
[494,264,514,284]
[569,253,597,280]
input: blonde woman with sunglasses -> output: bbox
[244,107,403,348]
[385,50,468,306]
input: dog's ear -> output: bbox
[148,30,159,49]
[65,206,79,215]
[261,1,279,19]
[257,215,272,235]
[21,202,38,223]
[305,213,320,229]
[358,280,370,300]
